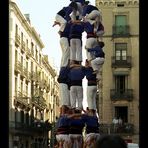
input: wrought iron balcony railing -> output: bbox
[9,121,52,134]
[110,89,133,101]
[99,123,134,135]
[32,96,47,109]
[15,34,20,46]
[111,56,132,68]
[112,25,130,37]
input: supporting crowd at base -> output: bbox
[52,0,106,147]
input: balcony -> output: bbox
[111,56,132,68]
[15,61,22,73]
[9,121,52,134]
[112,25,130,37]
[32,96,47,109]
[110,89,133,101]
[21,41,26,53]
[14,91,30,106]
[99,123,134,135]
[20,66,26,78]
[26,47,32,57]
[15,34,20,47]
[31,71,37,81]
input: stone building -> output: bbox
[95,0,139,143]
[9,1,60,147]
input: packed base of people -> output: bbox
[52,0,105,147]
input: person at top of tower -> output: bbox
[52,2,78,34]
[70,0,86,20]
[82,1,101,27]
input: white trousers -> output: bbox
[56,134,70,148]
[69,134,83,148]
[55,14,67,32]
[60,37,70,67]
[59,83,70,106]
[70,86,83,109]
[70,38,82,62]
[91,57,105,71]
[85,37,98,61]
[85,10,101,25]
[87,85,97,110]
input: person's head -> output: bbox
[95,134,127,148]
[83,1,90,6]
[60,105,69,115]
[69,1,78,11]
[98,41,105,48]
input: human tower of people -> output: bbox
[52,0,105,147]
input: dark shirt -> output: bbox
[68,66,85,86]
[88,45,105,58]
[82,5,99,17]
[82,114,100,134]
[69,22,85,39]
[85,67,97,86]
[57,6,73,22]
[57,66,70,85]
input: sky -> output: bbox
[15,0,96,109]
[15,0,95,70]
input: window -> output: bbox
[26,83,28,96]
[39,54,41,64]
[15,24,18,35]
[115,75,128,93]
[20,80,23,94]
[26,61,28,71]
[15,77,18,95]
[15,50,18,63]
[31,62,33,72]
[115,106,128,123]
[35,46,38,61]
[21,56,23,66]
[115,15,127,26]
[115,43,127,60]
[21,32,24,43]
[114,15,128,35]
[31,42,34,56]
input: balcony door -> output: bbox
[115,15,127,34]
[115,75,127,94]
[115,43,127,60]
[115,106,128,123]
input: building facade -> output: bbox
[95,0,139,143]
[9,1,60,147]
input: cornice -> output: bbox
[96,0,139,7]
